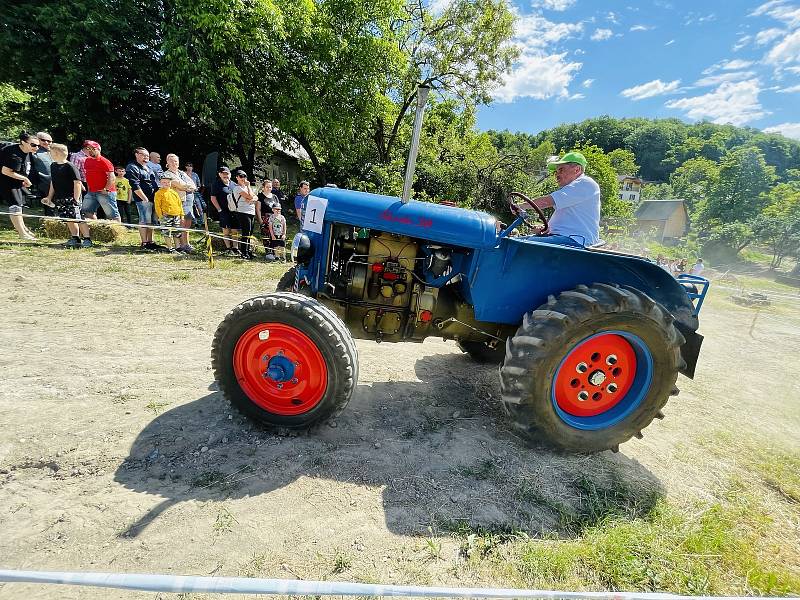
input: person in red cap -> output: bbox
[81,140,121,224]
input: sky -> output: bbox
[475,0,800,140]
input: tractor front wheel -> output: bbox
[500,283,683,453]
[212,293,358,428]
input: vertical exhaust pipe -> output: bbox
[401,85,430,204]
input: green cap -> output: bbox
[547,151,588,172]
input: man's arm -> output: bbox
[126,166,149,202]
[104,171,115,192]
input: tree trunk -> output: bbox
[293,132,326,185]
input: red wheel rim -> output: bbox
[233,323,327,416]
[554,333,637,417]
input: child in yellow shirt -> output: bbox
[154,176,184,251]
[114,166,133,223]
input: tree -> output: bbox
[624,120,686,182]
[640,183,675,200]
[608,148,639,177]
[0,84,30,139]
[704,222,755,259]
[752,184,800,269]
[701,147,774,226]
[668,157,719,215]
[372,0,517,165]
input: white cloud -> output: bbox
[630,24,652,31]
[606,11,620,24]
[531,0,577,11]
[591,28,613,41]
[703,59,755,74]
[763,122,800,138]
[787,65,800,72]
[777,83,800,91]
[755,27,787,45]
[582,78,595,88]
[666,80,767,125]
[750,1,800,27]
[665,39,676,46]
[494,52,582,102]
[621,79,681,100]
[733,34,752,51]
[695,71,756,87]
[569,93,585,100]
[765,29,800,64]
[513,13,584,47]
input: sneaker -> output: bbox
[183,244,195,252]
[145,242,159,250]
[81,238,93,248]
[65,237,81,249]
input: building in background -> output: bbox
[618,175,642,203]
[634,199,690,242]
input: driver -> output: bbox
[516,151,600,246]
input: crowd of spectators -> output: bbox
[1,131,300,259]
[656,255,704,278]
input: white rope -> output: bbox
[0,569,788,599]
[0,210,274,248]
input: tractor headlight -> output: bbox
[291,232,313,264]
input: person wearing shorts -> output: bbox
[43,143,92,248]
[267,204,287,261]
[210,166,239,255]
[154,175,184,251]
[125,147,159,249]
[0,131,39,240]
[81,140,121,221]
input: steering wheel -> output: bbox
[508,192,549,235]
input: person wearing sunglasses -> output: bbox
[31,131,54,215]
[0,131,39,239]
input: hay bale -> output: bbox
[40,218,128,243]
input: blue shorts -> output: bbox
[82,191,119,219]
[135,200,154,225]
[181,196,194,219]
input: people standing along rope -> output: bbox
[232,170,256,260]
[0,131,39,240]
[42,143,91,248]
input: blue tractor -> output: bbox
[212,187,709,453]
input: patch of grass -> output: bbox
[170,271,191,281]
[192,470,227,489]
[331,549,352,574]
[457,459,496,481]
[468,487,799,596]
[238,553,268,578]
[145,400,170,415]
[213,505,238,535]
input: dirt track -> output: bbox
[0,244,799,599]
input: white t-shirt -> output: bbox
[690,262,704,275]
[232,184,256,215]
[548,174,601,246]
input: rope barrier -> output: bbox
[0,210,287,268]
[0,569,787,599]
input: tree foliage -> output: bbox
[751,184,800,269]
[701,147,775,226]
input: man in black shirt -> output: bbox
[0,131,39,239]
[126,146,159,248]
[44,142,91,247]
[210,166,239,255]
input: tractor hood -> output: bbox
[309,188,498,250]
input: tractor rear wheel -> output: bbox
[212,292,358,428]
[457,340,505,364]
[500,283,683,453]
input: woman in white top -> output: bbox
[232,170,256,259]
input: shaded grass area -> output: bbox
[452,476,799,595]
[435,442,799,596]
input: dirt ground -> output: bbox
[0,242,799,599]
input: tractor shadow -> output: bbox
[114,351,664,539]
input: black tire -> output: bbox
[457,340,506,364]
[276,266,296,292]
[211,292,358,428]
[276,266,310,294]
[500,283,684,453]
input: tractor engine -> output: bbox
[325,225,443,343]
